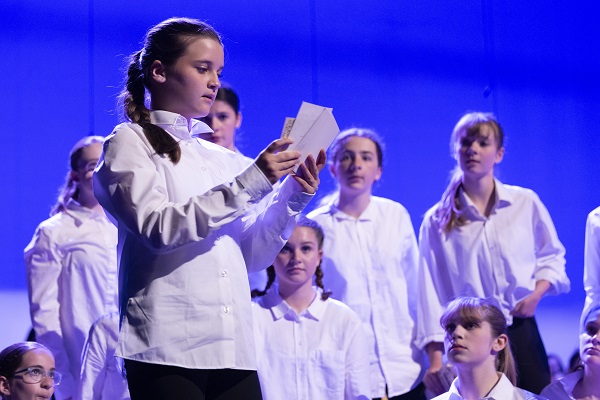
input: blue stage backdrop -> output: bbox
[1,0,599,362]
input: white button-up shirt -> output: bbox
[231,148,268,293]
[416,180,570,349]
[583,206,600,319]
[252,287,370,400]
[77,312,130,400]
[25,200,118,399]
[308,197,424,398]
[93,110,311,370]
[433,373,546,400]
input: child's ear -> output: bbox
[149,60,167,83]
[492,333,508,352]
[0,376,12,397]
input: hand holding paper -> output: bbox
[280,102,340,172]
[254,138,301,185]
[291,149,327,194]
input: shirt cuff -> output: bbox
[236,163,273,203]
[278,176,315,214]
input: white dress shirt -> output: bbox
[232,148,268,293]
[540,370,582,400]
[307,197,424,398]
[77,312,130,400]
[433,373,547,400]
[252,286,370,400]
[93,110,312,370]
[24,200,118,399]
[583,206,600,320]
[416,180,570,349]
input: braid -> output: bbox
[120,51,182,164]
[253,266,276,298]
[314,264,332,300]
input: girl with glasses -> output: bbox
[0,341,61,400]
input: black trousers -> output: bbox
[124,359,263,400]
[507,316,551,394]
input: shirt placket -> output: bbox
[293,314,309,400]
[483,218,506,307]
[98,218,117,314]
[218,262,235,365]
[358,219,387,391]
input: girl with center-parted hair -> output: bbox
[308,128,425,400]
[433,297,545,400]
[252,217,370,399]
[416,112,570,396]
[93,17,325,400]
[0,342,62,400]
[24,136,118,400]
[541,304,600,399]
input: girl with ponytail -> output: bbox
[416,112,570,396]
[25,136,118,400]
[252,217,370,399]
[93,17,325,400]
[433,297,545,400]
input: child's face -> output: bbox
[580,308,600,366]
[152,37,224,121]
[198,100,241,151]
[0,348,56,400]
[330,136,381,197]
[71,142,102,196]
[274,226,322,291]
[456,124,504,179]
[444,317,505,367]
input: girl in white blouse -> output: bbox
[25,136,118,400]
[253,217,370,400]
[433,297,544,400]
[417,112,570,396]
[93,17,325,400]
[308,128,424,400]
[541,305,600,399]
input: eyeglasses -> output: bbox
[12,367,62,386]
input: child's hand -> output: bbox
[255,138,300,184]
[290,149,326,194]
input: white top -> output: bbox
[307,196,424,398]
[77,312,130,400]
[93,110,312,370]
[583,206,600,320]
[433,373,547,400]
[416,180,570,349]
[232,148,268,293]
[24,199,118,399]
[252,287,370,400]
[540,370,583,400]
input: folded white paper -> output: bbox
[282,102,340,171]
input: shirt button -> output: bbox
[221,270,228,277]
[201,167,207,171]
[223,306,230,313]
[185,142,191,147]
